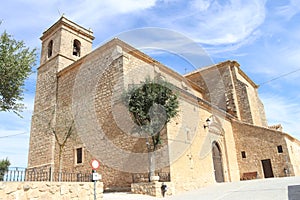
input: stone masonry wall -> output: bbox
[52,41,178,191]
[185,61,268,128]
[234,79,253,124]
[53,43,136,190]
[284,137,300,176]
[168,106,240,192]
[27,59,58,169]
[28,16,93,171]
[185,65,231,112]
[232,120,293,179]
[131,181,174,197]
[257,98,268,127]
[0,182,103,200]
[232,66,267,127]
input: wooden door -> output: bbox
[212,142,224,182]
[261,159,274,178]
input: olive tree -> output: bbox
[0,31,36,116]
[124,78,179,178]
[0,158,10,181]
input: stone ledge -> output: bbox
[131,182,174,198]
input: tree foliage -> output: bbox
[0,31,36,115]
[0,158,10,181]
[124,78,179,150]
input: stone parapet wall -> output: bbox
[0,181,103,200]
[131,181,174,198]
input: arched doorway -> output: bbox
[212,142,224,182]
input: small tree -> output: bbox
[0,158,10,181]
[124,78,179,178]
[48,108,75,181]
[0,31,36,116]
[52,120,74,181]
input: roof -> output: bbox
[40,16,94,41]
[58,37,205,94]
[184,60,259,89]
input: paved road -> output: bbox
[104,192,159,200]
[103,176,300,200]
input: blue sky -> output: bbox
[1,0,300,168]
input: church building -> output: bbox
[27,17,300,193]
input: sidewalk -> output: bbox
[103,192,160,200]
[169,176,300,200]
[103,176,300,200]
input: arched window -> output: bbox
[47,40,53,58]
[73,39,81,57]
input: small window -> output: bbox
[277,145,283,153]
[241,151,246,158]
[76,148,83,164]
[73,39,81,57]
[47,40,53,58]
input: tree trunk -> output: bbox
[58,147,63,182]
[146,137,155,180]
[149,151,155,178]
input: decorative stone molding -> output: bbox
[268,124,283,132]
[208,115,225,136]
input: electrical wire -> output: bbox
[0,132,28,139]
[259,67,300,86]
[0,151,22,154]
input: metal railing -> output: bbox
[51,171,91,182]
[1,167,26,181]
[1,167,91,182]
[2,167,171,183]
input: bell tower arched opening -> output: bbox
[73,39,81,57]
[47,40,53,58]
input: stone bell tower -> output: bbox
[39,16,94,70]
[27,16,94,170]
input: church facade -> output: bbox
[27,17,300,193]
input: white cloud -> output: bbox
[1,0,157,42]
[167,0,267,45]
[117,27,214,69]
[247,43,300,84]
[191,0,211,11]
[60,0,157,27]
[106,0,157,13]
[205,30,262,56]
[261,93,300,140]
[276,0,300,20]
[1,0,267,51]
